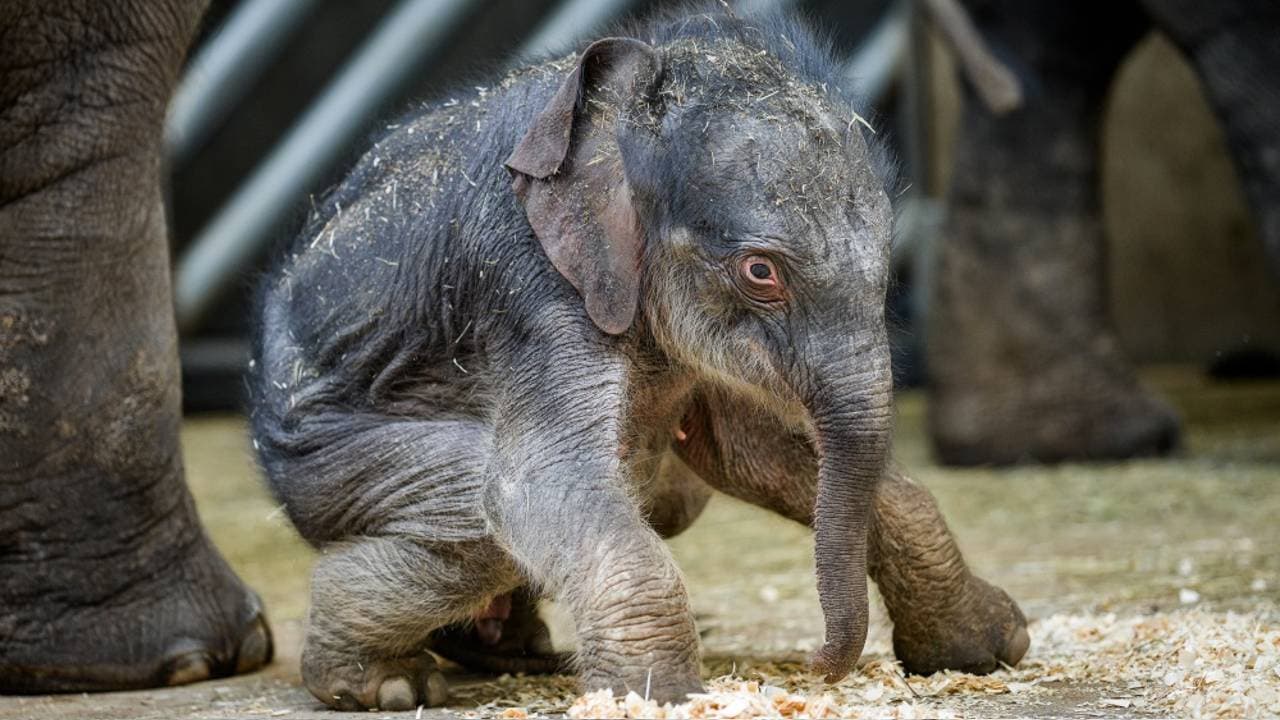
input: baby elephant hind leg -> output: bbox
[262,414,522,710]
[869,468,1029,675]
[302,537,517,711]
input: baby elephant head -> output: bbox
[506,35,895,683]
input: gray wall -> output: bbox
[1104,34,1280,364]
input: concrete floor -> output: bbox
[2,367,1277,719]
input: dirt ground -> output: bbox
[3,367,1277,719]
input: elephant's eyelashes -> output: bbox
[738,254,784,303]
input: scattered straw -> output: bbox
[448,607,1280,719]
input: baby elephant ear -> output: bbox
[505,37,662,335]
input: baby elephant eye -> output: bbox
[737,254,784,303]
[740,255,778,286]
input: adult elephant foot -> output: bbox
[0,302,272,692]
[0,339,272,691]
[0,508,273,692]
[926,283,1183,465]
[927,162,1182,465]
[926,0,1178,465]
[1,0,272,693]
[870,469,1028,675]
[929,364,1182,466]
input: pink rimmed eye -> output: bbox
[738,254,784,301]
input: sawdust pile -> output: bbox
[452,607,1280,719]
[1023,608,1280,717]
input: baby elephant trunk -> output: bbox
[805,354,893,683]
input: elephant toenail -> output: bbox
[235,615,274,673]
[377,677,416,710]
[425,671,449,707]
[1004,625,1030,667]
[165,652,212,686]
[329,689,361,711]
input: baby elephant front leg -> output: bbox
[488,464,702,702]
[484,356,703,702]
[574,535,702,701]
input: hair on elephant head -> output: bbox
[506,13,899,682]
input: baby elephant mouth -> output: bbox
[472,593,513,645]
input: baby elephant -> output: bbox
[250,7,1028,711]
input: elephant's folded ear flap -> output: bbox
[505,38,663,336]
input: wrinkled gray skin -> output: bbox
[0,0,271,693]
[251,9,1027,711]
[929,0,1280,465]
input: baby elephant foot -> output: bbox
[301,643,448,711]
[891,574,1029,676]
[872,469,1028,676]
[574,592,704,703]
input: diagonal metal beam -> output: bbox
[842,0,909,107]
[517,0,645,60]
[734,0,803,17]
[166,0,319,164]
[175,0,484,332]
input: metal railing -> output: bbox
[174,0,486,330]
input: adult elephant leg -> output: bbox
[1146,0,1280,278]
[0,0,270,691]
[674,389,1028,674]
[928,0,1180,465]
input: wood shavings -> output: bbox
[1020,608,1280,717]
[564,679,956,719]
[453,607,1278,719]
